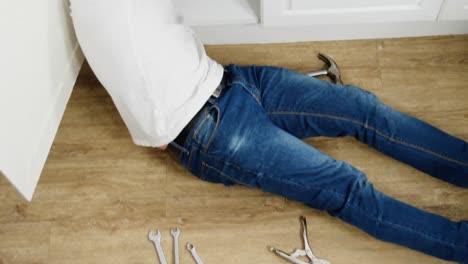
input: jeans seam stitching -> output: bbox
[191,146,260,185]
[200,115,214,150]
[168,141,189,155]
[203,105,221,153]
[191,114,210,144]
[202,161,256,188]
[262,173,347,201]
[204,152,262,176]
[204,153,241,170]
[345,202,463,248]
[263,174,462,248]
[267,110,468,166]
[232,75,261,93]
[231,80,262,104]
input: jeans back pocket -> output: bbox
[191,105,220,152]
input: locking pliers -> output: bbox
[270,216,330,264]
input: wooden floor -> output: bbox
[1,35,467,264]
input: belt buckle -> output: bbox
[212,73,227,99]
[212,81,224,98]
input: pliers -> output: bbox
[270,216,330,264]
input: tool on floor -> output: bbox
[170,227,180,264]
[187,243,204,264]
[307,53,343,85]
[148,229,168,264]
[270,216,330,264]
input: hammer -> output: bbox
[307,53,343,85]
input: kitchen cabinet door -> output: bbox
[262,0,444,26]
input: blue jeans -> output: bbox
[172,64,468,263]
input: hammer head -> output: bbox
[318,53,343,85]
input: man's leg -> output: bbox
[249,65,468,187]
[187,75,467,262]
[255,128,468,263]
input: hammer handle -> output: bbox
[307,70,327,77]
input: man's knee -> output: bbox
[306,161,371,213]
[326,176,377,218]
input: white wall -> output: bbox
[0,0,83,201]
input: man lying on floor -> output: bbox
[69,0,468,263]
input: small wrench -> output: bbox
[187,243,204,264]
[148,229,168,264]
[170,227,180,264]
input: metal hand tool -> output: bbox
[170,227,180,264]
[148,229,168,264]
[270,216,330,264]
[307,53,343,85]
[187,243,204,264]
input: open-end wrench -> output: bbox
[187,243,204,264]
[148,229,168,264]
[170,227,180,264]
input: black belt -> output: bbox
[172,72,227,148]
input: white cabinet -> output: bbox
[174,0,467,27]
[439,0,468,20]
[1,0,83,201]
[191,0,468,44]
[262,0,445,26]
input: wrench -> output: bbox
[148,229,168,264]
[170,227,180,264]
[187,243,204,264]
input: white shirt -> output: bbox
[70,0,224,147]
